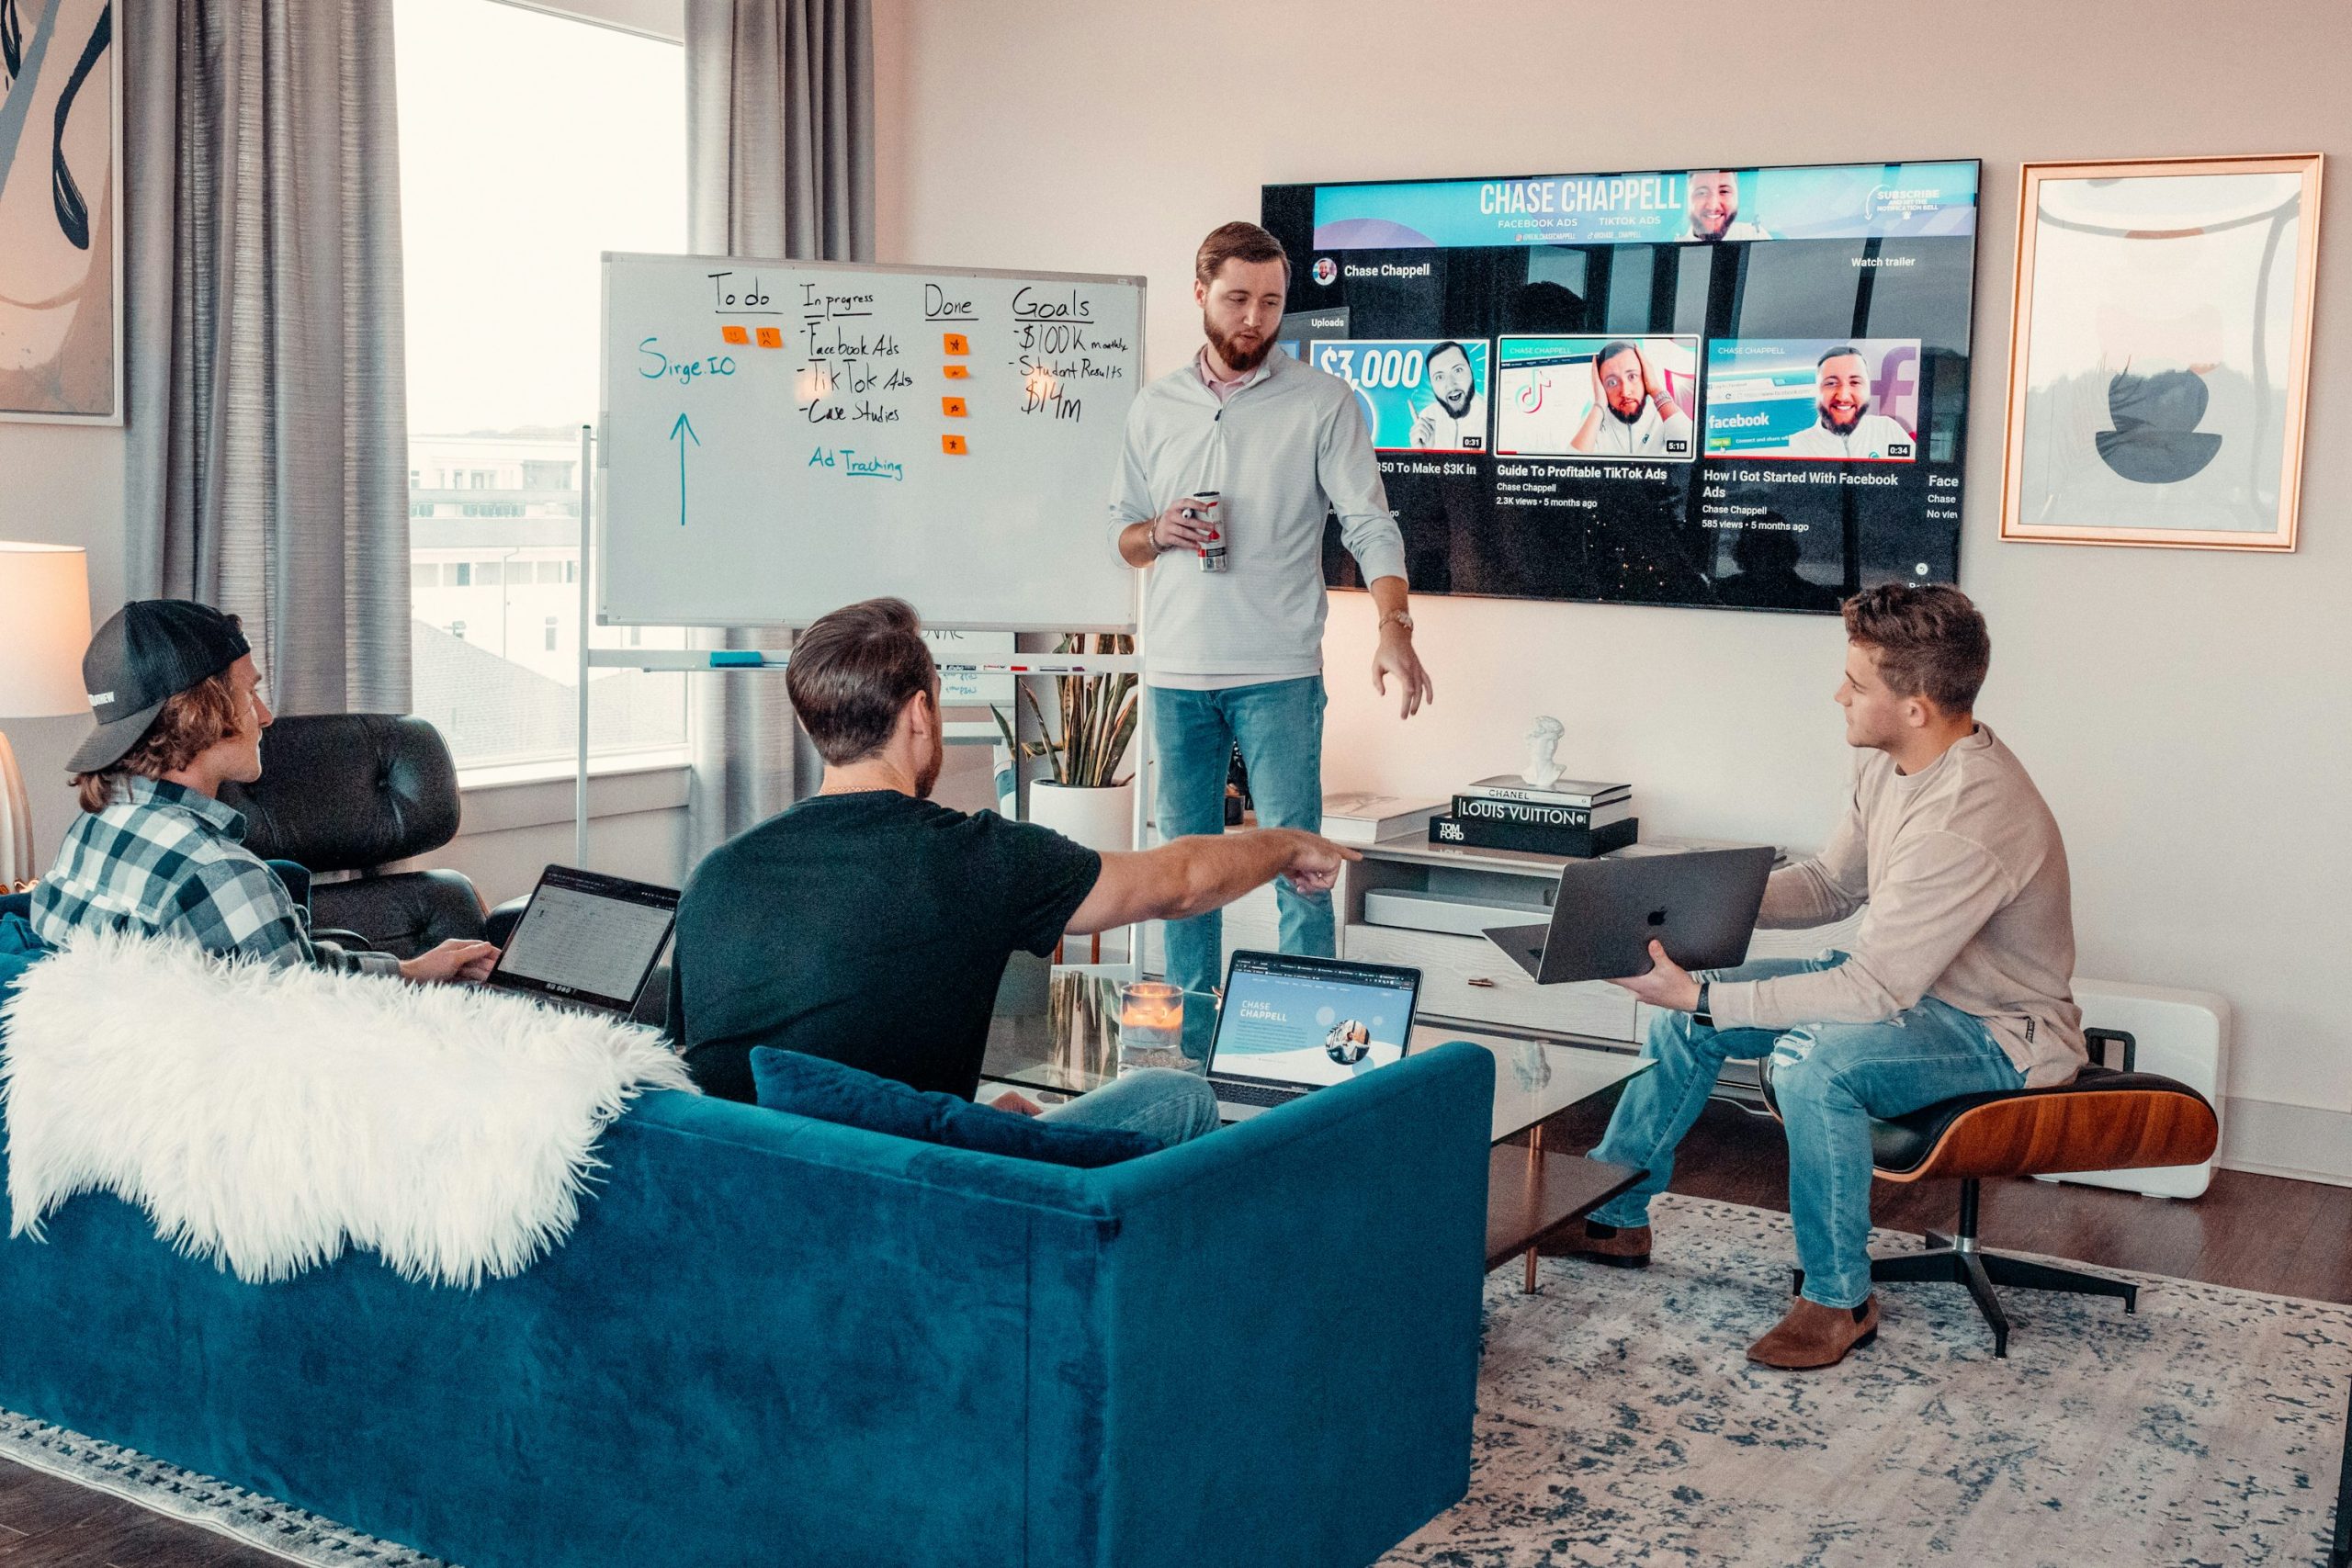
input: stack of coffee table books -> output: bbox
[1318,792,1448,846]
[1428,775,1636,857]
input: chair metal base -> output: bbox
[1792,1179,2139,1359]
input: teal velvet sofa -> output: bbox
[0,993,1494,1568]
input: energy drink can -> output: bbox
[1184,491,1227,572]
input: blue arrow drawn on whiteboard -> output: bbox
[669,412,700,526]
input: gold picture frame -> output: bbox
[2000,153,2323,551]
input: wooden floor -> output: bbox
[0,1462,291,1568]
[2,1099,2346,1566]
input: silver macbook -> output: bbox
[1484,847,1774,985]
[1204,950,1422,1122]
[483,864,680,1016]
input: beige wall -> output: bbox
[428,771,693,908]
[871,0,2352,1146]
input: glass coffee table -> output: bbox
[984,963,1651,1292]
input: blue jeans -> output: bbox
[1039,1067,1220,1145]
[1151,676,1332,997]
[1589,953,2025,1310]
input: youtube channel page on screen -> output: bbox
[1262,161,1979,615]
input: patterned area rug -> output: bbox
[0,1414,443,1566]
[4,1193,2346,1568]
[1384,1193,2352,1568]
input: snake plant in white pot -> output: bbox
[993,633,1137,856]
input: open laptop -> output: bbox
[1204,950,1422,1122]
[1483,847,1775,986]
[482,864,680,1017]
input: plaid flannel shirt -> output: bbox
[28,776,398,976]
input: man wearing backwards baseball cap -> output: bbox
[30,600,499,984]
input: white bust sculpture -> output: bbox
[1523,716,1566,789]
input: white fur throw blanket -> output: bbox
[0,930,695,1287]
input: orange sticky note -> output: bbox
[942,434,968,455]
[943,364,970,379]
[942,397,967,417]
[754,326,784,349]
[720,324,750,345]
[943,333,970,355]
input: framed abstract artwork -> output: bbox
[0,0,120,424]
[2001,154,2323,551]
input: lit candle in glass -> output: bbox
[1118,980,1184,1066]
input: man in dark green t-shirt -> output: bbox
[673,597,1356,1143]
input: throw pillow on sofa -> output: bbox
[750,1047,1160,1169]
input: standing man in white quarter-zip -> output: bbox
[1110,220,1434,997]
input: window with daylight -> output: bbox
[395,0,688,771]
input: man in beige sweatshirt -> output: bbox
[1558,583,2082,1371]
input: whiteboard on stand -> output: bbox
[598,253,1146,631]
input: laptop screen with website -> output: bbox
[1210,952,1420,1090]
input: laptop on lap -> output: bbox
[1204,951,1422,1122]
[481,864,680,1017]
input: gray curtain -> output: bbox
[123,1,412,714]
[683,0,876,853]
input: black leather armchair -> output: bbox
[220,715,488,959]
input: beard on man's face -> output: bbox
[914,730,944,800]
[1435,379,1475,418]
[1819,390,1869,436]
[1205,315,1273,374]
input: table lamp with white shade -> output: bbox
[1,543,95,891]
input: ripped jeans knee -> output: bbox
[1769,1027,1817,1070]
[1771,1012,1911,1073]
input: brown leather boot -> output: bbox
[1536,1218,1652,1268]
[1745,1294,1879,1370]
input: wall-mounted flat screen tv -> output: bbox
[1260,160,1980,614]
